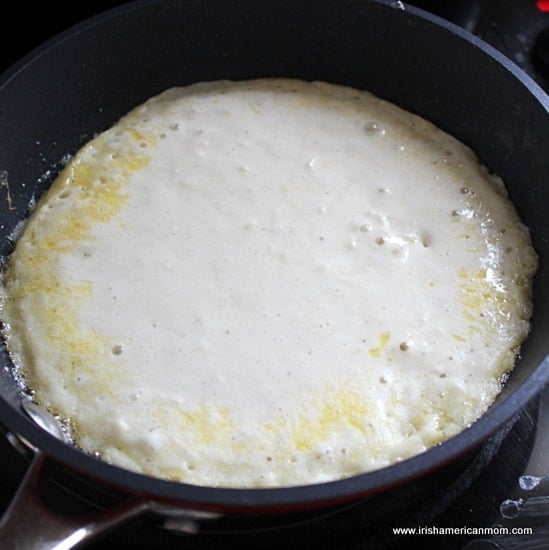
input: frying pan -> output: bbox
[0,0,548,546]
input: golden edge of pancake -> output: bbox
[1,121,152,425]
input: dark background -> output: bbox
[2,1,548,88]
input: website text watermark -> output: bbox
[393,526,534,536]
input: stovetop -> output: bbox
[1,1,548,548]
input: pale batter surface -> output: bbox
[1,79,537,487]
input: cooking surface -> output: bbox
[0,1,548,548]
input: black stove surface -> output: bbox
[1,1,548,548]
[413,0,549,90]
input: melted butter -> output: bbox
[368,331,391,358]
[0,79,538,488]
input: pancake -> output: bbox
[0,79,538,488]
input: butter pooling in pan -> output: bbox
[0,79,538,488]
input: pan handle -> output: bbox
[0,450,150,549]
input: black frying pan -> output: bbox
[0,0,548,546]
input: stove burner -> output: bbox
[0,396,539,549]
[533,27,549,78]
[410,0,549,89]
